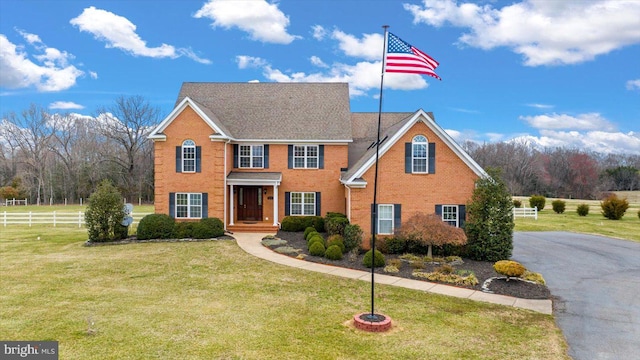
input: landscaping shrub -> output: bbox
[363,249,385,268]
[324,245,343,260]
[395,213,467,258]
[466,168,514,262]
[493,260,526,279]
[305,230,320,241]
[373,237,389,254]
[326,235,346,253]
[343,224,363,252]
[577,204,590,216]
[173,221,194,238]
[308,235,325,249]
[405,238,429,255]
[85,179,128,242]
[529,195,546,211]
[137,214,175,240]
[385,237,407,254]
[192,217,225,239]
[304,227,317,239]
[280,216,303,232]
[638,209,640,220]
[435,264,454,275]
[523,270,546,285]
[600,194,629,220]
[325,214,349,236]
[513,199,522,208]
[552,200,566,214]
[309,241,326,257]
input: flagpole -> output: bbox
[369,25,389,319]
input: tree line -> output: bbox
[0,96,157,204]
[1,97,639,204]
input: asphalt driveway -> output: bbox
[513,232,640,360]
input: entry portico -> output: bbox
[227,172,281,227]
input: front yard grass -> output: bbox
[0,227,568,359]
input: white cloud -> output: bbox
[527,103,554,109]
[0,33,84,92]
[626,79,640,91]
[512,130,640,155]
[71,7,211,64]
[194,0,299,44]
[331,30,383,61]
[49,101,84,110]
[520,113,616,131]
[312,25,326,40]
[310,56,328,68]
[89,71,98,79]
[236,55,267,69]
[405,0,640,66]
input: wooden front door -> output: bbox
[238,186,263,221]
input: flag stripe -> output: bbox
[384,32,441,80]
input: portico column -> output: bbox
[229,184,235,226]
[272,184,279,227]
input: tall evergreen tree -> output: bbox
[465,168,514,261]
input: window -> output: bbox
[441,205,458,227]
[175,193,202,218]
[378,204,394,235]
[239,145,263,168]
[293,145,319,169]
[290,192,316,216]
[412,135,428,173]
[182,140,196,173]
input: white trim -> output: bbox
[289,192,316,216]
[344,110,488,183]
[441,205,459,227]
[175,193,203,219]
[411,135,428,174]
[148,97,230,140]
[378,204,394,235]
[238,144,264,169]
[292,144,319,169]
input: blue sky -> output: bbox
[1,0,639,154]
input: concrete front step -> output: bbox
[227,223,279,233]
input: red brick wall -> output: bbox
[349,121,480,248]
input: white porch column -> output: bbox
[229,184,235,226]
[272,184,279,227]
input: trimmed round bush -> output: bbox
[577,204,590,216]
[192,217,225,239]
[173,221,195,238]
[325,215,349,236]
[325,245,343,260]
[601,195,629,220]
[385,237,407,254]
[308,234,324,245]
[513,199,522,208]
[304,227,317,239]
[493,260,526,278]
[529,195,546,211]
[363,249,385,268]
[280,216,304,232]
[309,241,326,257]
[137,214,175,240]
[552,200,566,214]
[327,235,346,253]
[305,231,320,241]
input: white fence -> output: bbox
[513,206,538,220]
[5,198,28,206]
[2,211,152,227]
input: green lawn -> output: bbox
[0,227,568,359]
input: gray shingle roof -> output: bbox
[348,112,414,168]
[176,82,352,141]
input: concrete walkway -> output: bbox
[232,232,552,314]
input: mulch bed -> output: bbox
[268,231,550,300]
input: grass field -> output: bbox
[0,227,568,360]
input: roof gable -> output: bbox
[148,97,230,141]
[341,109,488,185]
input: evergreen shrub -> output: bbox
[363,249,385,268]
[309,241,326,257]
[601,195,629,220]
[325,245,343,260]
[192,217,224,239]
[343,224,363,252]
[137,214,175,240]
[552,200,566,214]
[326,235,345,253]
[493,260,526,278]
[577,204,590,216]
[529,195,546,211]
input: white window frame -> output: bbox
[239,145,264,169]
[412,135,428,174]
[182,140,196,173]
[442,205,459,227]
[290,192,316,216]
[378,204,394,235]
[175,193,202,219]
[293,145,319,169]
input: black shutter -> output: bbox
[263,145,269,169]
[393,204,401,232]
[175,147,182,172]
[428,142,436,174]
[459,205,466,228]
[435,204,442,216]
[405,143,411,173]
[284,192,290,216]
[196,146,201,173]
[202,193,208,218]
[319,145,324,169]
[288,145,293,169]
[169,193,175,218]
[315,192,321,216]
[233,144,239,168]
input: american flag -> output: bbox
[385,32,441,80]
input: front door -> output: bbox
[238,186,263,221]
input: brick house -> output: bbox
[148,82,487,245]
